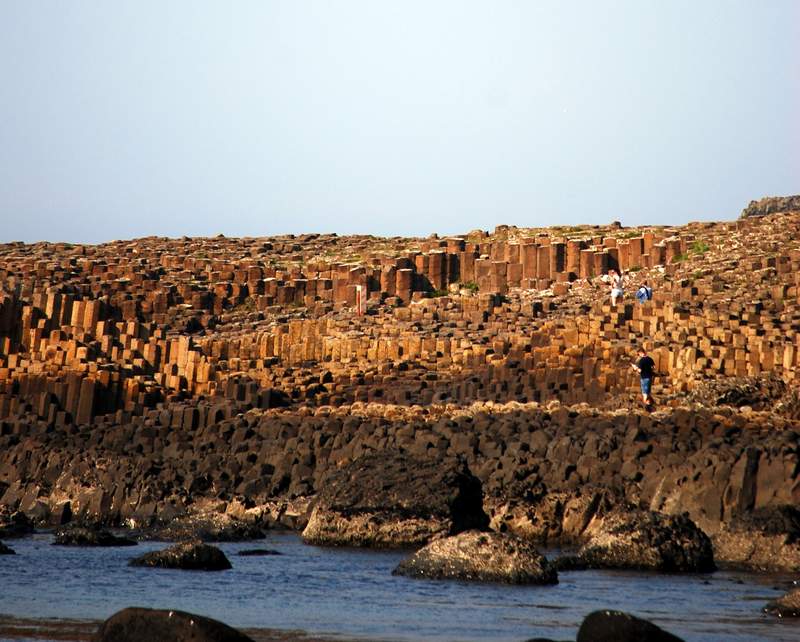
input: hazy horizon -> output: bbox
[1,1,798,244]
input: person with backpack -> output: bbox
[635,281,653,304]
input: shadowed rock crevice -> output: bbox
[302,452,488,547]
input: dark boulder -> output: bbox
[129,541,232,571]
[555,510,714,573]
[0,540,15,555]
[713,505,800,571]
[302,451,489,547]
[92,607,254,642]
[764,588,800,618]
[237,548,281,556]
[577,610,684,642]
[0,509,34,538]
[53,525,137,547]
[393,530,558,584]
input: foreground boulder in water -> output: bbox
[129,541,232,571]
[764,588,800,618]
[555,510,714,572]
[0,540,15,555]
[576,610,684,642]
[302,452,489,547]
[92,607,254,642]
[393,530,558,584]
[712,505,800,572]
[53,525,137,547]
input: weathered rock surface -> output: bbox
[764,587,800,618]
[741,194,800,218]
[91,607,254,642]
[393,530,557,584]
[144,515,265,543]
[53,525,137,547]
[489,488,619,544]
[302,452,488,547]
[0,540,14,554]
[128,541,232,571]
[576,610,684,642]
[712,505,800,571]
[555,510,714,573]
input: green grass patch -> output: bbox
[426,289,449,298]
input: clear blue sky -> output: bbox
[1,1,798,243]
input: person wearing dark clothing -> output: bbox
[631,348,655,406]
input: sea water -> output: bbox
[0,532,797,642]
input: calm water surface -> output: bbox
[0,532,797,642]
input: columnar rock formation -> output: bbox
[1,198,800,566]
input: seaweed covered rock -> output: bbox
[555,510,714,572]
[302,452,488,547]
[129,541,232,571]
[713,505,800,571]
[393,530,557,584]
[92,607,254,642]
[53,525,137,547]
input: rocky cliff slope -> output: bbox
[2,196,800,568]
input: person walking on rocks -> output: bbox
[631,347,656,408]
[609,269,624,306]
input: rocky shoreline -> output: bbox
[2,202,800,638]
[2,397,799,573]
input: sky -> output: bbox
[0,1,798,244]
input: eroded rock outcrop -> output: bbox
[128,541,232,571]
[302,452,488,547]
[393,530,557,584]
[92,607,253,642]
[740,194,800,218]
[555,510,714,573]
